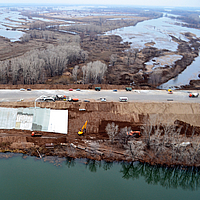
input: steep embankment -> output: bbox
[1,101,200,134]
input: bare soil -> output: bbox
[1,101,200,167]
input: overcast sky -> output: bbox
[0,0,199,8]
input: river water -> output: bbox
[1,153,200,200]
[0,10,26,41]
[106,16,200,88]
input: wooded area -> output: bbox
[0,35,90,84]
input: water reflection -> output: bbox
[65,156,76,168]
[120,162,200,191]
[1,153,200,191]
[74,158,200,191]
[31,155,200,191]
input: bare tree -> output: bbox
[72,65,79,82]
[110,54,118,66]
[148,71,162,86]
[0,39,88,84]
[82,61,107,84]
[105,122,119,143]
[21,34,31,42]
[126,141,145,161]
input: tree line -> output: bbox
[0,37,88,84]
[21,30,56,42]
[72,61,107,84]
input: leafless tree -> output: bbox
[105,122,119,143]
[21,34,31,42]
[72,65,79,82]
[82,61,107,84]
[126,141,145,160]
[115,126,131,145]
[0,39,88,84]
[141,114,157,148]
[110,54,118,66]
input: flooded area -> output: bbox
[0,5,200,87]
[0,10,27,41]
[106,16,200,51]
[1,153,200,200]
[106,15,200,88]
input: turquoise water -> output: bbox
[0,154,200,200]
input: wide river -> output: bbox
[1,153,200,200]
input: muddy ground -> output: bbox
[1,101,200,167]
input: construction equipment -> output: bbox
[78,121,88,135]
[127,130,141,138]
[31,132,42,137]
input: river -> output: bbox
[106,15,200,88]
[1,153,200,200]
[0,10,26,41]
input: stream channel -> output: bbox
[1,153,200,200]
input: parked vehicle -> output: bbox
[69,88,73,91]
[126,87,132,91]
[69,98,79,102]
[113,89,118,92]
[168,89,173,94]
[44,97,55,102]
[84,100,90,102]
[189,93,199,98]
[119,97,128,102]
[35,95,55,102]
[95,87,101,91]
[55,95,66,101]
[76,88,81,91]
[20,88,25,91]
[27,88,31,91]
[101,98,106,102]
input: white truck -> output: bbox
[119,97,128,102]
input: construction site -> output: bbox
[0,96,200,167]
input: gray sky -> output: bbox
[0,0,200,7]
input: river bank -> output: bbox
[0,101,200,167]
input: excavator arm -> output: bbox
[78,121,88,135]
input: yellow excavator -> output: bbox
[78,121,88,135]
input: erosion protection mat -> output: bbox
[0,107,68,134]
